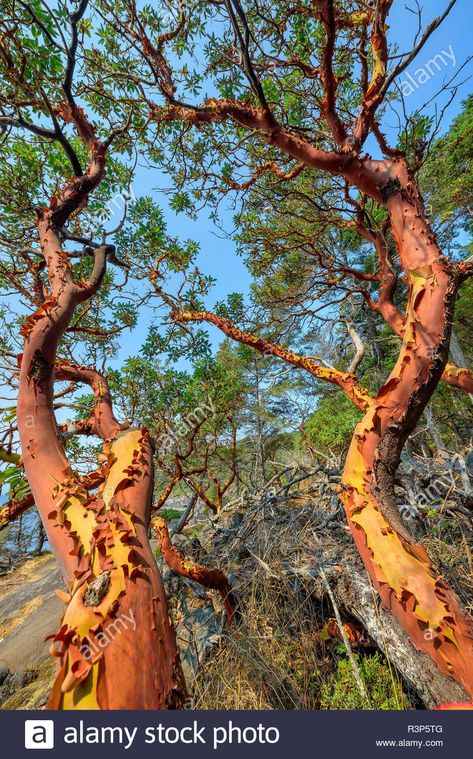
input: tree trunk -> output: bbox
[33,523,46,554]
[253,358,267,484]
[47,430,187,709]
[425,405,445,452]
[323,557,469,707]
[17,246,187,710]
[341,165,473,699]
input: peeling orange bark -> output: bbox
[19,323,187,709]
[16,103,187,710]
[55,360,128,440]
[0,492,34,528]
[0,469,106,530]
[342,177,473,698]
[172,175,473,699]
[354,219,473,396]
[442,363,473,394]
[48,430,186,709]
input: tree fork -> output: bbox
[16,125,187,710]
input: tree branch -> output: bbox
[152,99,386,201]
[173,309,374,411]
[153,515,237,621]
[382,1,459,94]
[346,320,366,374]
[55,359,126,441]
[316,0,348,145]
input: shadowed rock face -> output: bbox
[0,553,63,670]
[0,553,63,709]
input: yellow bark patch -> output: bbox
[61,660,100,710]
[49,429,151,709]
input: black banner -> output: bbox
[2,709,471,758]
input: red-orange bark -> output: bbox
[352,214,473,394]
[339,162,473,698]
[48,430,187,709]
[0,492,34,529]
[0,469,106,530]
[442,364,473,394]
[172,162,473,699]
[138,0,473,702]
[16,105,187,710]
[55,359,128,440]
[153,515,237,622]
[173,310,374,412]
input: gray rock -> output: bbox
[0,556,12,575]
[217,511,244,530]
[465,450,473,475]
[9,669,34,690]
[0,684,10,704]
[176,600,223,682]
[0,661,9,685]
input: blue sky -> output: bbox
[1,1,471,456]
[110,0,473,368]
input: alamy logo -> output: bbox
[24,720,55,749]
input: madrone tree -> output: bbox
[1,0,473,708]
[82,0,473,699]
[0,0,234,710]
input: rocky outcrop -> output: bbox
[0,554,62,709]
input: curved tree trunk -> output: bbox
[17,127,187,706]
[154,515,238,621]
[18,299,187,708]
[47,430,187,709]
[317,557,468,707]
[341,164,473,700]
[18,303,187,709]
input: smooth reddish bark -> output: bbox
[154,515,237,622]
[172,159,473,699]
[16,105,187,710]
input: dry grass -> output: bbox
[192,481,410,710]
[193,560,332,709]
[193,554,410,710]
[423,519,473,614]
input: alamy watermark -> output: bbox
[399,45,456,97]
[156,396,216,453]
[399,453,471,524]
[80,608,136,661]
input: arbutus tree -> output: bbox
[0,0,472,709]
[81,0,473,699]
[0,0,237,710]
[8,71,187,708]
